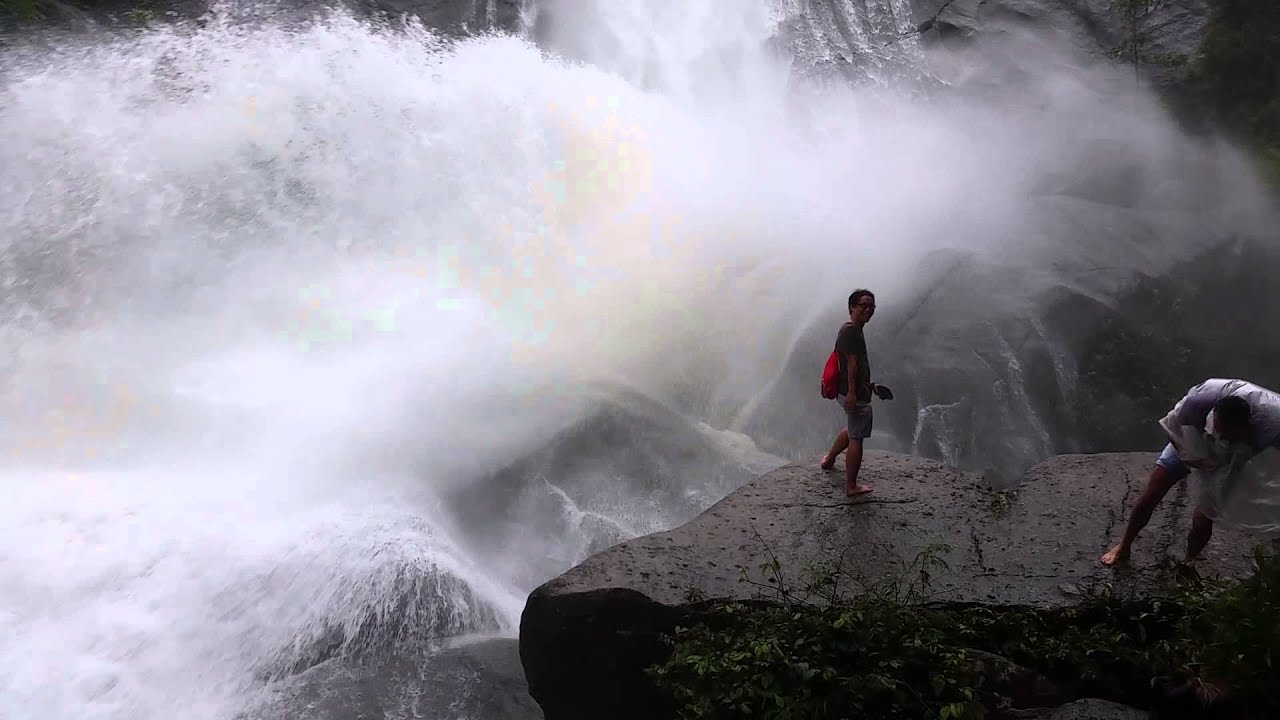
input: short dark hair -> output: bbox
[1214,395,1250,427]
[848,289,875,312]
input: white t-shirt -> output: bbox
[1158,379,1280,533]
[1161,378,1280,456]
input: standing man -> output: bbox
[1100,378,1280,566]
[820,289,892,497]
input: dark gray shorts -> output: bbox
[838,396,873,439]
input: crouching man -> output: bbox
[1101,378,1280,566]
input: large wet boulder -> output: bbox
[1011,698,1148,720]
[441,385,786,596]
[249,637,542,720]
[518,451,1268,720]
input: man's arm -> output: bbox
[1170,383,1219,432]
[1161,383,1221,465]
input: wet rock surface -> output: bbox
[519,451,1267,720]
[444,386,786,597]
[2,0,526,35]
[1010,698,1149,720]
[252,637,543,720]
[910,0,1208,90]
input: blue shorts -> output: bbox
[1157,442,1225,515]
[838,396,873,440]
[1156,442,1191,481]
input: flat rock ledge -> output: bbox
[519,451,1270,720]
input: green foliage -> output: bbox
[1261,145,1280,189]
[948,591,1186,705]
[650,544,990,720]
[123,0,152,25]
[1069,240,1280,453]
[1192,0,1280,147]
[1181,548,1280,712]
[1068,276,1206,453]
[1189,0,1280,189]
[0,0,46,22]
[987,490,1012,519]
[1105,0,1279,190]
[649,542,1280,720]
[0,0,153,26]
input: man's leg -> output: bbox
[1101,443,1186,565]
[821,428,848,471]
[844,402,873,497]
[1186,509,1215,561]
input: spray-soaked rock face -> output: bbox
[2,0,529,34]
[908,0,1209,88]
[440,386,787,594]
[518,451,1270,720]
[247,638,542,720]
[735,239,1280,487]
[2,1,1277,720]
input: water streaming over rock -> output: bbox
[1,0,1275,717]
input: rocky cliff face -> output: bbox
[249,637,543,720]
[5,0,1211,83]
[2,0,528,35]
[759,0,1211,91]
[518,451,1270,720]
[910,0,1209,90]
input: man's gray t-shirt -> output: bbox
[835,322,871,402]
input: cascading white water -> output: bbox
[1,0,1275,718]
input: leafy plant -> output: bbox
[988,490,1012,519]
[649,536,1280,719]
[1170,548,1280,716]
[0,0,47,22]
[1190,0,1280,191]
[650,543,990,720]
[1,0,156,26]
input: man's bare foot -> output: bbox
[820,454,836,471]
[845,483,873,497]
[1100,545,1129,566]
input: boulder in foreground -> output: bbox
[519,451,1268,720]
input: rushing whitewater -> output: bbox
[0,0,1275,718]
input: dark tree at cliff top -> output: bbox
[1192,0,1280,184]
[1071,239,1280,454]
[1107,0,1180,71]
[1195,0,1280,143]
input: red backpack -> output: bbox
[820,349,840,399]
